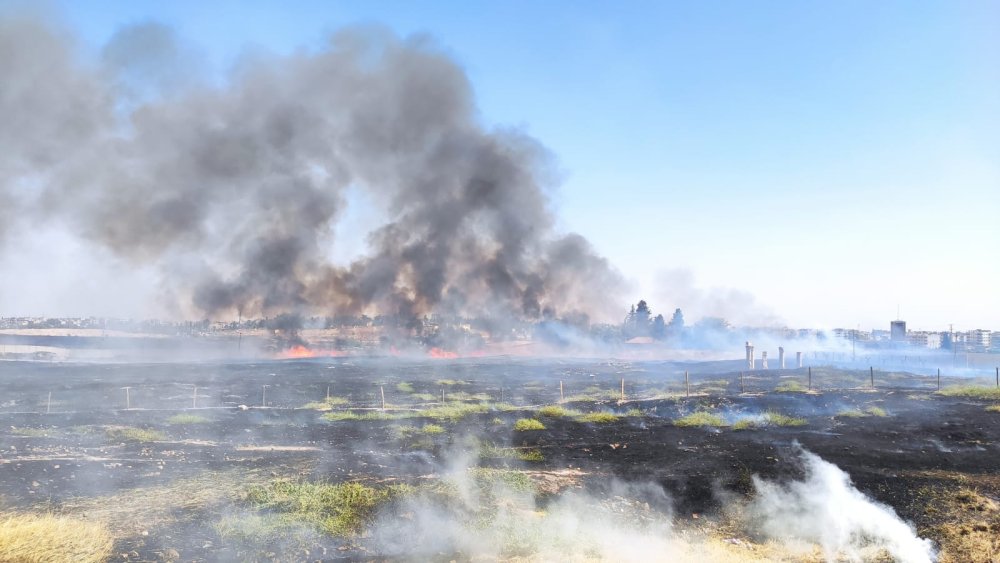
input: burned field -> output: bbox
[1,358,998,562]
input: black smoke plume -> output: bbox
[2,16,622,325]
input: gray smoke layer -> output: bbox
[1,17,621,323]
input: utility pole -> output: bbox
[121,387,132,410]
[262,385,269,407]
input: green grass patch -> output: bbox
[8,427,49,437]
[624,408,645,417]
[576,412,620,424]
[536,405,580,418]
[836,406,887,418]
[321,410,412,422]
[513,418,546,431]
[866,406,887,417]
[467,468,534,493]
[241,480,412,537]
[480,442,545,462]
[302,396,349,410]
[166,413,210,425]
[395,382,415,393]
[774,380,808,393]
[436,379,465,386]
[105,426,166,443]
[420,402,489,421]
[409,393,436,402]
[421,424,446,435]
[938,386,1000,400]
[674,412,727,427]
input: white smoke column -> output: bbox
[750,449,936,563]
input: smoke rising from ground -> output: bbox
[750,447,936,563]
[1,15,622,324]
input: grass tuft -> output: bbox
[674,412,727,427]
[167,413,210,425]
[420,403,489,421]
[302,396,349,411]
[480,442,545,462]
[8,427,49,438]
[938,386,1000,400]
[0,512,114,563]
[395,382,415,393]
[421,424,446,435]
[986,404,1000,413]
[105,426,166,442]
[576,412,620,424]
[513,418,546,431]
[321,410,412,422]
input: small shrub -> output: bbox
[576,412,619,424]
[0,513,114,563]
[105,426,166,442]
[513,418,546,431]
[674,412,726,427]
[167,413,209,425]
[938,386,1000,400]
[395,382,415,393]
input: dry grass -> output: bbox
[0,513,114,563]
[921,486,1000,563]
[166,413,210,425]
[986,404,1000,413]
[537,405,581,418]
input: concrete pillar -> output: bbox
[762,351,769,370]
[796,351,803,368]
[746,342,755,370]
[778,347,785,369]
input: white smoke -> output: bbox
[750,448,936,563]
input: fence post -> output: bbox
[740,371,744,394]
[380,386,386,410]
[560,380,564,402]
[620,378,625,402]
[870,366,874,389]
[685,371,689,397]
[808,367,812,390]
[937,368,941,391]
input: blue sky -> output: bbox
[7,1,999,330]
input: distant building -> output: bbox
[907,331,941,349]
[967,329,991,351]
[890,320,906,342]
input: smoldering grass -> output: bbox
[105,426,166,442]
[866,406,888,417]
[514,418,546,431]
[213,512,313,547]
[395,382,415,393]
[467,468,535,493]
[732,411,807,431]
[537,405,581,418]
[937,386,1000,400]
[241,480,413,537]
[576,412,620,424]
[673,412,727,427]
[0,512,114,563]
[166,413,210,425]
[301,396,349,411]
[836,406,888,418]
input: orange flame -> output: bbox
[427,347,459,359]
[277,345,344,359]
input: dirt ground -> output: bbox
[0,358,997,561]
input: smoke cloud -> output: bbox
[750,448,936,562]
[1,15,622,323]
